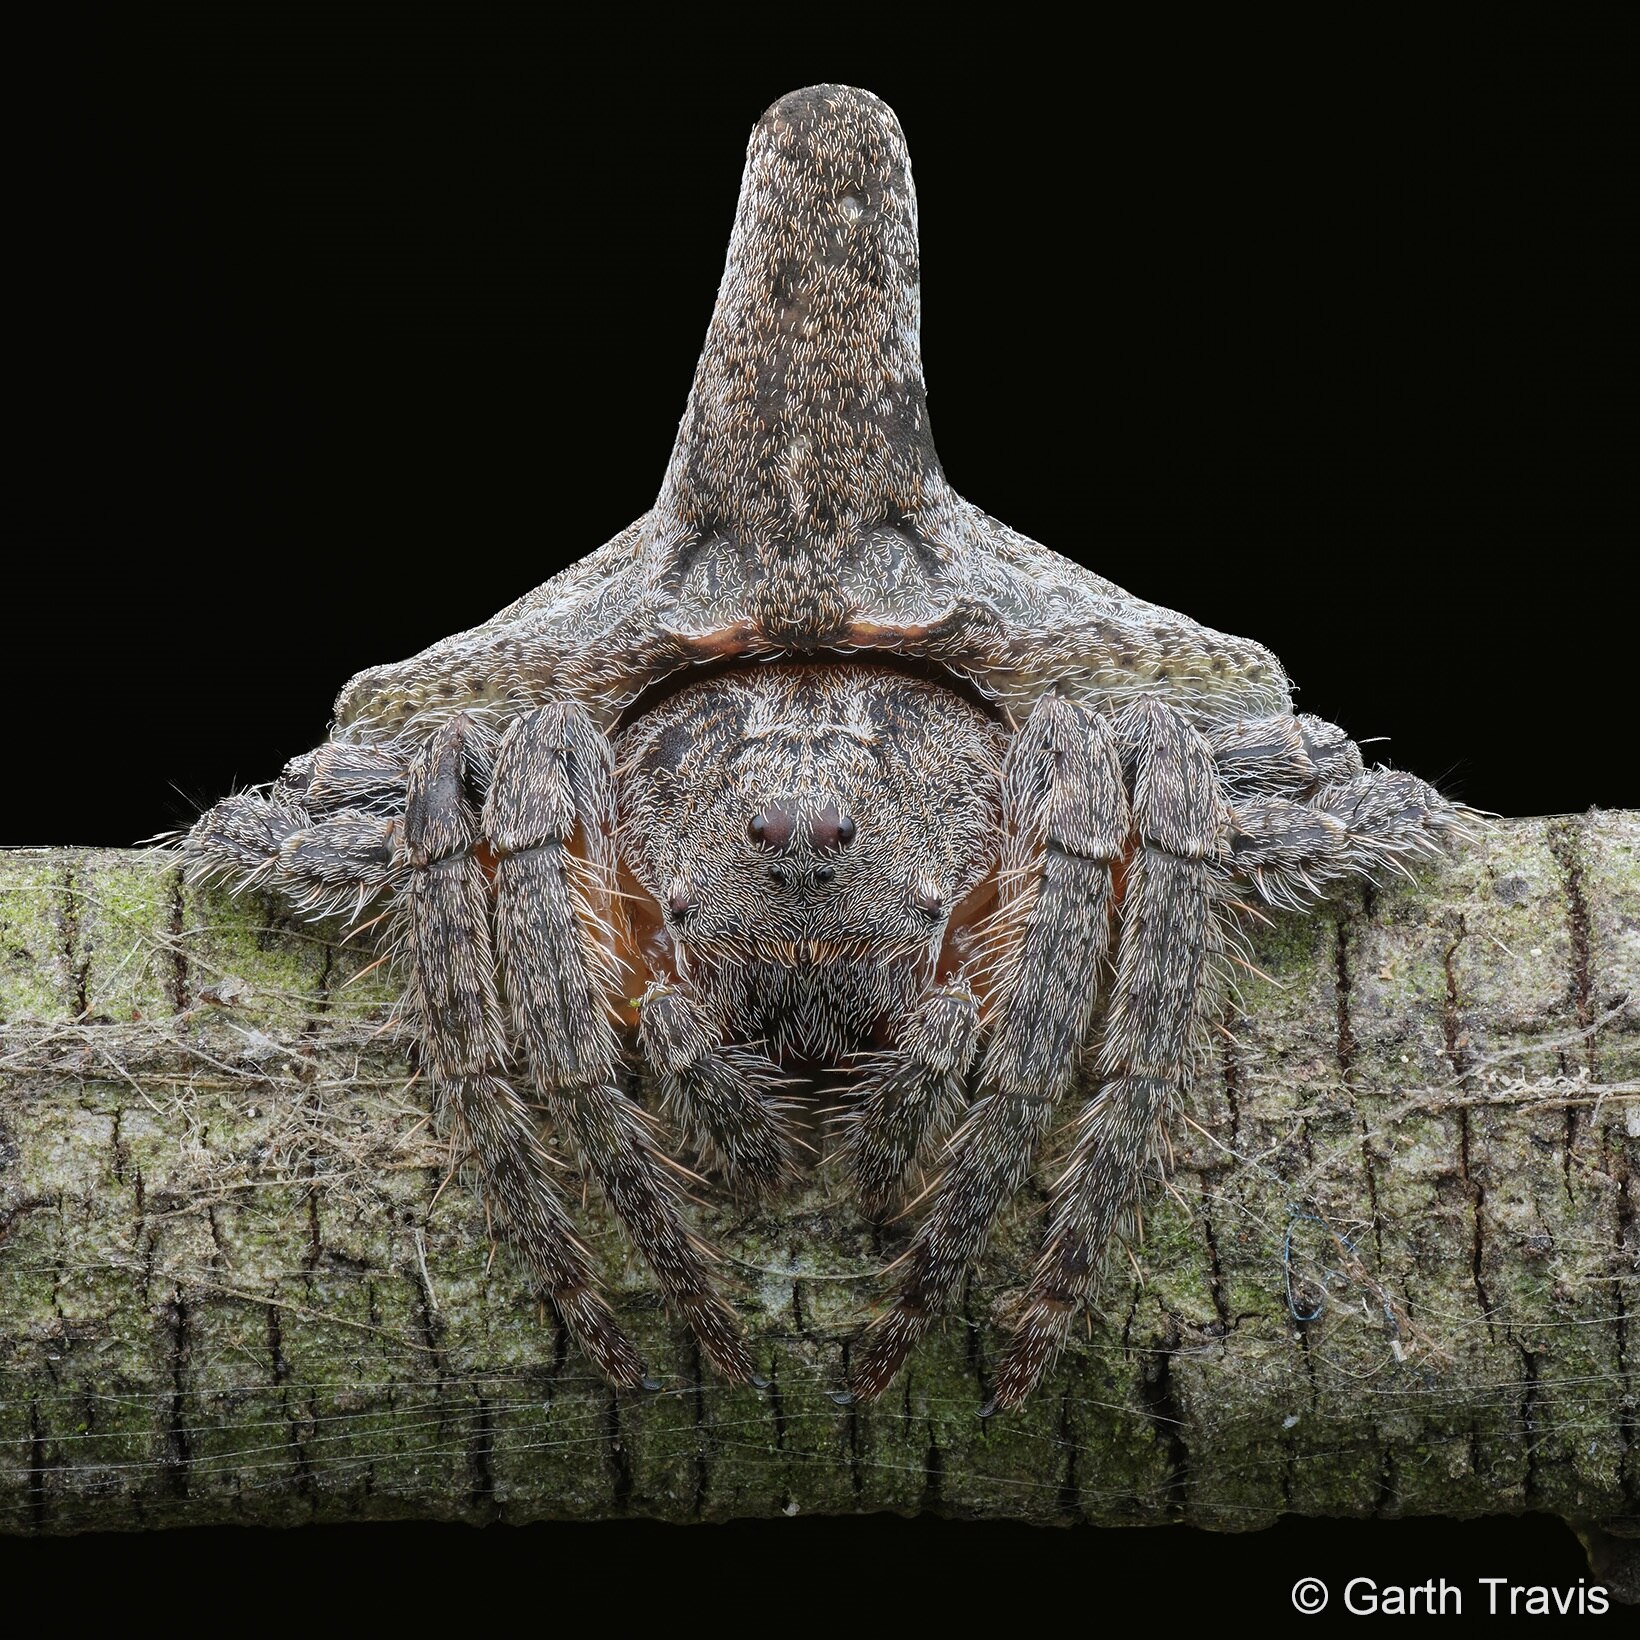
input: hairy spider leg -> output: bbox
[484,704,757,1383]
[185,795,402,921]
[403,716,648,1387]
[1208,711,1362,793]
[636,982,799,1194]
[848,695,1128,1401]
[835,979,980,1216]
[1228,773,1464,908]
[989,700,1225,1410]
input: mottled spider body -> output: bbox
[189,85,1462,1409]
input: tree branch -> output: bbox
[0,819,1634,1575]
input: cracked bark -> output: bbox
[0,818,1635,1587]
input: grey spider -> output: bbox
[187,84,1465,1411]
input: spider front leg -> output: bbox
[848,695,1128,1401]
[484,705,759,1383]
[404,715,648,1387]
[988,700,1225,1412]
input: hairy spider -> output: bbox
[187,84,1465,1411]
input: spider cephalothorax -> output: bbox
[188,85,1464,1410]
[617,666,1005,1064]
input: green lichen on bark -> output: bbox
[0,819,1635,1545]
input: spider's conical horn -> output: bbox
[655,86,942,564]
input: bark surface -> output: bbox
[0,818,1634,1558]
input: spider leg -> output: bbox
[848,695,1128,1401]
[404,715,648,1388]
[836,979,979,1217]
[187,792,403,920]
[1209,703,1468,904]
[1208,712,1363,799]
[636,982,799,1194]
[1228,767,1464,908]
[988,699,1225,1412]
[274,742,408,816]
[485,706,757,1382]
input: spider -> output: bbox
[187,84,1464,1412]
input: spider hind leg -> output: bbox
[186,790,403,919]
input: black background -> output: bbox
[12,4,1631,1625]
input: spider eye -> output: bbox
[815,864,836,884]
[912,879,944,921]
[810,806,857,853]
[749,804,795,850]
